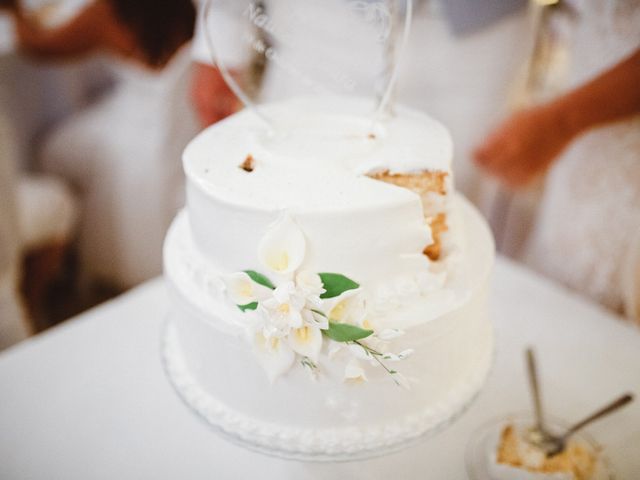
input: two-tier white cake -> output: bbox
[162,96,495,460]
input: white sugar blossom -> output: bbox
[393,372,411,390]
[296,270,325,303]
[287,325,322,363]
[258,213,306,275]
[327,340,345,360]
[347,342,374,361]
[223,272,272,305]
[252,332,296,382]
[259,281,306,337]
[381,349,414,362]
[304,308,329,331]
[344,359,367,384]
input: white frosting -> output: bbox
[163,196,495,459]
[163,319,491,460]
[184,96,452,293]
[185,96,452,209]
[164,198,471,337]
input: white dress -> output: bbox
[40,47,198,288]
[524,0,640,320]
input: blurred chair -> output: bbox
[17,174,78,331]
[39,45,199,290]
[0,105,79,346]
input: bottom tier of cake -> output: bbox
[162,196,495,461]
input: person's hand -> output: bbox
[190,62,242,128]
[474,103,577,188]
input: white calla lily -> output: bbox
[253,332,296,382]
[287,325,322,363]
[323,288,367,326]
[241,308,266,334]
[223,272,271,306]
[258,213,306,275]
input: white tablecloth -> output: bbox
[1,257,639,479]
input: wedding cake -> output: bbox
[162,96,495,460]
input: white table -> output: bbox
[1,257,639,479]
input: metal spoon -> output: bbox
[544,393,634,457]
[524,348,557,451]
[526,348,545,432]
[523,348,634,456]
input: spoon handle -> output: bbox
[526,348,545,433]
[565,393,634,437]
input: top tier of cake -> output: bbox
[183,96,454,299]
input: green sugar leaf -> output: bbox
[318,273,359,299]
[238,302,258,312]
[323,321,373,342]
[244,270,275,290]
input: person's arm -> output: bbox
[474,48,640,188]
[558,48,640,133]
[190,0,253,127]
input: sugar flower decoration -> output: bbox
[252,332,296,382]
[222,211,412,386]
[258,213,306,275]
[223,271,272,307]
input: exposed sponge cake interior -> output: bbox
[368,169,449,260]
[496,424,598,480]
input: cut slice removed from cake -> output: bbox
[493,424,599,480]
[367,169,449,261]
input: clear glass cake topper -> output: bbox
[202,0,413,131]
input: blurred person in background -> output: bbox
[475,1,640,322]
[189,0,530,199]
[7,0,194,67]
[3,0,198,291]
[1,0,81,339]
